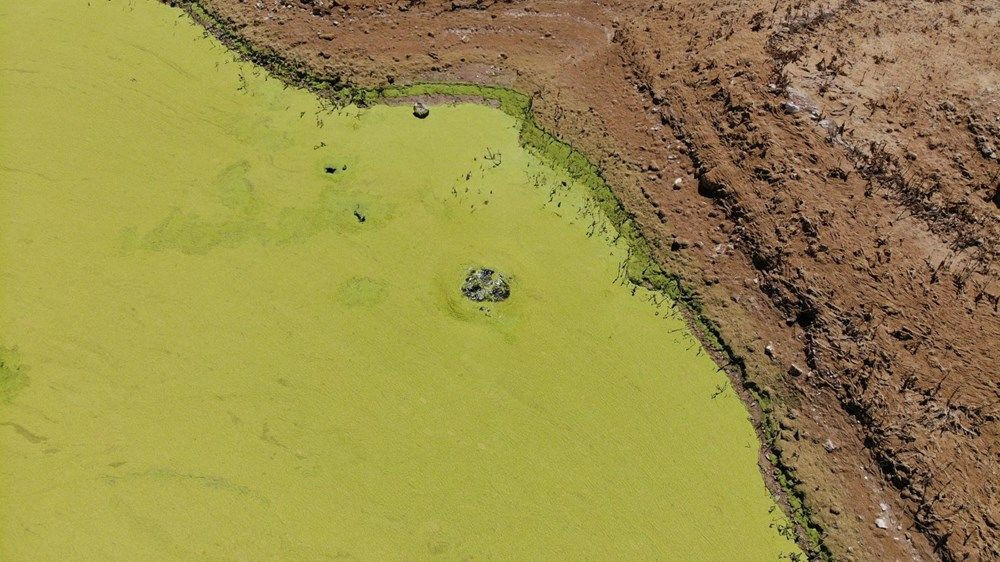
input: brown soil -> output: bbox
[172,0,999,559]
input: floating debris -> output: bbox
[461,267,510,302]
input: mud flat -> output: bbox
[0,1,801,558]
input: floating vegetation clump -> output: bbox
[461,267,510,302]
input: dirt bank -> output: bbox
[167,0,998,559]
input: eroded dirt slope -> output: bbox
[172,0,998,559]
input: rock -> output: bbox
[875,517,888,529]
[781,101,802,114]
[697,174,728,199]
[412,102,430,119]
[673,177,683,190]
[824,438,837,452]
[880,502,889,512]
[800,216,817,237]
[788,363,805,377]
[461,267,510,302]
[979,142,997,160]
[764,342,775,358]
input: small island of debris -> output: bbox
[461,267,510,302]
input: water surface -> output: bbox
[0,1,800,558]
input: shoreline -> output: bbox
[169,0,831,556]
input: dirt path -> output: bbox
[170,0,999,558]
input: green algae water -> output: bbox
[0,1,801,559]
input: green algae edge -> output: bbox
[163,2,830,557]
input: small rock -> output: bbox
[823,438,837,452]
[412,102,430,119]
[781,101,801,114]
[875,517,888,529]
[880,502,889,512]
[764,342,775,358]
[788,363,804,377]
[979,143,997,160]
[800,216,817,237]
[673,177,683,190]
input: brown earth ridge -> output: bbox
[164,0,998,559]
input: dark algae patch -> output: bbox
[0,347,28,404]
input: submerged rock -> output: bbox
[461,267,510,302]
[412,102,429,119]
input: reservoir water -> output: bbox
[0,1,800,558]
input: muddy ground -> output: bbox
[169,0,998,559]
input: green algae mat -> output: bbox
[0,1,801,559]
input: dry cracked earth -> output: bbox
[171,0,999,559]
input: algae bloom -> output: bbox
[0,0,802,559]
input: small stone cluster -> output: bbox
[461,267,510,302]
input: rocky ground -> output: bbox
[172,0,999,558]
